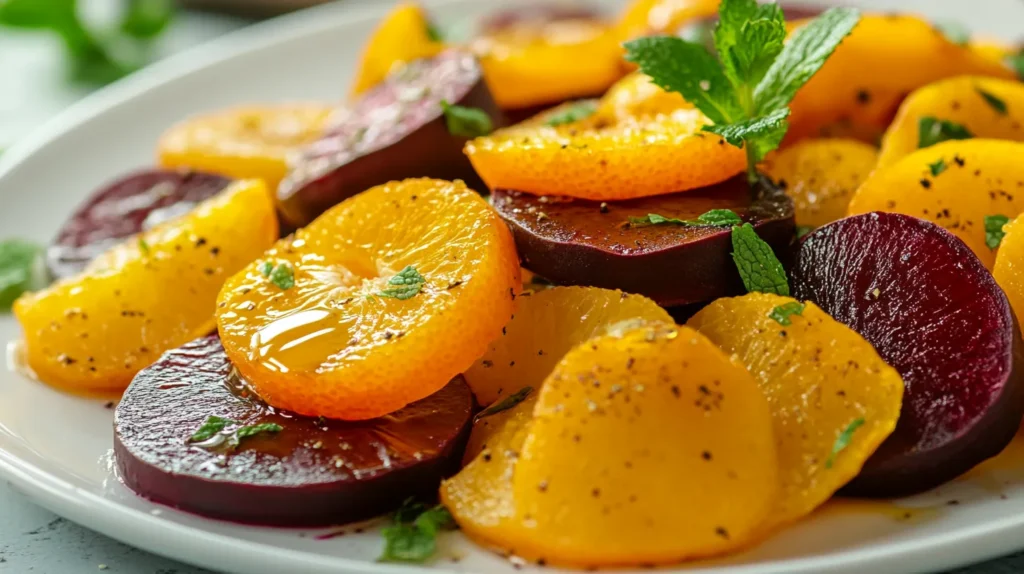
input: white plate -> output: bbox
[2,1,1024,573]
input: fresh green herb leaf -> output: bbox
[425,21,444,42]
[630,209,743,228]
[976,87,1008,115]
[228,422,283,449]
[259,261,274,277]
[825,418,865,469]
[928,158,947,177]
[714,0,787,89]
[933,20,970,46]
[440,100,493,138]
[0,239,44,311]
[1009,50,1024,80]
[121,0,174,40]
[545,100,599,126]
[795,225,814,239]
[731,223,789,296]
[188,416,239,443]
[703,107,790,162]
[628,213,687,227]
[268,263,295,290]
[985,214,1011,250]
[768,301,805,326]
[753,7,861,114]
[379,265,426,300]
[477,387,533,420]
[394,498,430,524]
[918,117,973,148]
[379,505,455,563]
[138,238,150,256]
[695,209,743,226]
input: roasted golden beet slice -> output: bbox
[116,336,473,526]
[848,139,1024,268]
[443,322,778,568]
[760,138,878,228]
[792,212,1024,496]
[689,293,903,528]
[15,180,277,394]
[877,76,1024,168]
[349,2,444,96]
[995,214,1024,335]
[46,169,233,279]
[463,286,671,406]
[491,175,793,306]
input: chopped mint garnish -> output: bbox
[228,422,283,449]
[986,214,1011,250]
[826,418,865,469]
[258,261,273,277]
[379,504,456,563]
[188,416,239,443]
[188,416,282,449]
[976,87,1008,115]
[379,265,426,300]
[731,223,789,296]
[768,301,805,326]
[476,387,533,420]
[545,100,599,126]
[918,117,973,149]
[268,263,294,290]
[928,158,947,177]
[138,238,150,256]
[425,21,444,42]
[440,100,493,138]
[630,209,742,228]
[1009,49,1024,80]
[0,239,44,311]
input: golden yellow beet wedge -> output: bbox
[848,139,1024,268]
[688,293,903,530]
[877,76,1024,168]
[993,214,1024,334]
[14,180,278,393]
[760,138,878,228]
[349,2,444,96]
[443,322,779,568]
[463,286,672,406]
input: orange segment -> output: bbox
[464,73,746,200]
[216,179,520,420]
[688,293,903,530]
[877,76,1024,168]
[848,139,1024,269]
[158,104,333,192]
[349,2,444,96]
[464,286,671,406]
[444,322,778,567]
[787,15,1015,143]
[615,0,721,41]
[14,180,278,393]
[993,214,1024,335]
[760,138,878,228]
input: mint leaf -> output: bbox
[1009,50,1024,80]
[545,100,598,126]
[715,0,786,89]
[918,117,973,148]
[394,498,430,524]
[629,209,742,228]
[477,387,533,420]
[380,265,426,300]
[268,263,294,290]
[986,214,1011,249]
[976,87,1008,115]
[228,422,282,449]
[379,504,455,563]
[704,107,790,162]
[933,20,970,46]
[414,506,455,535]
[768,301,805,326]
[623,36,742,126]
[425,21,444,42]
[440,100,492,138]
[188,416,239,443]
[826,418,865,469]
[795,225,814,239]
[928,158,947,177]
[753,7,861,114]
[0,239,43,311]
[695,209,743,226]
[138,238,151,256]
[258,261,273,277]
[731,223,789,296]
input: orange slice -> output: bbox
[14,180,278,393]
[615,0,721,42]
[216,179,520,420]
[349,2,444,96]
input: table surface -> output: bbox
[2,1,1024,573]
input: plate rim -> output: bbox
[2,0,1024,573]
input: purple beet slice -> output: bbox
[277,49,505,227]
[47,169,232,278]
[114,335,474,526]
[792,212,1024,497]
[492,175,794,306]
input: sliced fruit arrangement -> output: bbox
[15,179,278,393]
[760,138,878,229]
[792,212,1024,496]
[116,335,473,526]
[492,175,793,306]
[157,104,333,193]
[848,139,1024,268]
[787,15,1016,143]
[278,50,504,227]
[877,76,1024,168]
[463,286,672,405]
[689,293,903,528]
[217,178,520,421]
[47,169,233,278]
[444,322,779,567]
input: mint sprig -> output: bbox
[624,1,860,182]
[731,223,789,296]
[379,504,456,563]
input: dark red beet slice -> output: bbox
[493,175,794,306]
[791,212,1024,497]
[47,169,232,278]
[277,49,505,227]
[114,336,474,526]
